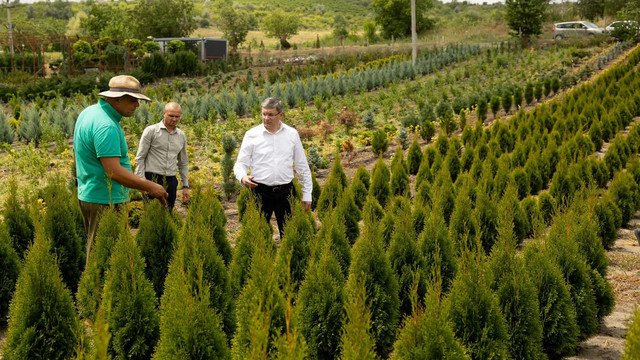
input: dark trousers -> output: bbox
[144,172,178,211]
[253,182,296,237]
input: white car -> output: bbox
[605,20,639,34]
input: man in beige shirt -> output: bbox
[135,102,190,211]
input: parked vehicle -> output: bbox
[605,20,640,39]
[552,21,605,40]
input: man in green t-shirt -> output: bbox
[74,75,168,265]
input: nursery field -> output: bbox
[1,38,640,359]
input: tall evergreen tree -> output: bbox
[137,200,178,298]
[406,137,423,175]
[340,275,378,360]
[185,187,232,267]
[2,230,81,360]
[333,188,362,245]
[100,228,160,360]
[369,156,391,209]
[312,210,351,278]
[345,223,399,358]
[390,149,410,197]
[275,201,314,293]
[317,176,345,220]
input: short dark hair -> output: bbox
[261,97,284,113]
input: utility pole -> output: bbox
[4,0,14,56]
[411,0,417,65]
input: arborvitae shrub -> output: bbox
[534,82,543,102]
[589,120,603,151]
[414,149,433,190]
[42,177,83,294]
[420,119,436,142]
[362,194,385,228]
[511,168,530,200]
[354,166,371,191]
[340,275,377,360]
[371,129,388,156]
[229,199,274,297]
[608,171,640,225]
[222,134,240,200]
[345,223,399,358]
[231,222,285,359]
[312,170,321,210]
[488,201,545,360]
[317,175,345,220]
[186,187,232,266]
[445,250,510,360]
[2,231,82,360]
[500,183,530,243]
[448,185,477,252]
[329,152,349,190]
[77,208,123,321]
[433,169,456,225]
[538,191,556,225]
[297,245,345,360]
[490,94,501,118]
[594,197,618,250]
[390,153,410,197]
[351,171,369,210]
[153,228,230,360]
[369,156,391,209]
[276,201,314,292]
[0,222,20,324]
[101,229,159,360]
[477,97,488,122]
[393,278,470,360]
[622,307,640,360]
[419,208,457,293]
[513,86,523,109]
[406,138,422,175]
[434,133,449,157]
[136,200,178,298]
[333,188,362,245]
[523,240,579,358]
[388,202,426,320]
[473,190,498,254]
[236,187,251,223]
[2,179,34,259]
[546,211,599,339]
[501,90,512,114]
[524,82,534,105]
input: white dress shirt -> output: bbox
[234,122,312,202]
[135,121,189,187]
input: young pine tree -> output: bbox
[42,177,84,294]
[297,245,346,360]
[340,274,378,360]
[390,149,410,197]
[351,171,369,210]
[153,231,230,360]
[136,200,178,298]
[406,137,422,175]
[371,129,389,156]
[448,184,477,253]
[76,207,124,321]
[0,221,21,325]
[100,228,159,360]
[317,174,346,220]
[333,187,362,245]
[419,207,457,293]
[2,179,34,259]
[369,156,391,209]
[275,201,315,293]
[345,222,400,358]
[2,230,81,360]
[186,186,233,266]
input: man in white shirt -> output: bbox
[135,102,190,211]
[234,97,313,237]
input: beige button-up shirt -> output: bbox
[135,121,189,188]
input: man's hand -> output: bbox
[183,188,190,203]
[242,175,258,189]
[302,201,311,212]
[147,182,168,206]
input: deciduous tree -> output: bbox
[262,10,300,49]
[505,0,550,45]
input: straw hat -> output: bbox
[98,75,151,101]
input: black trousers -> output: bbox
[253,182,296,237]
[144,172,178,211]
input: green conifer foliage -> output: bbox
[77,208,124,321]
[490,94,501,119]
[153,231,230,360]
[42,177,83,294]
[317,176,345,220]
[477,97,488,122]
[297,245,346,360]
[473,190,498,254]
[100,229,159,360]
[369,156,391,209]
[311,171,322,211]
[449,185,477,255]
[393,278,469,360]
[593,197,618,250]
[444,145,461,183]
[414,148,433,191]
[345,223,400,358]
[330,152,349,190]
[351,176,369,211]
[488,196,545,360]
[537,191,556,225]
[608,171,640,225]
[622,307,640,360]
[445,250,510,360]
[2,179,34,259]
[236,187,251,223]
[524,83,534,105]
[0,221,20,324]
[340,274,378,360]
[180,208,236,340]
[229,199,274,297]
[333,188,362,245]
[312,209,351,278]
[388,201,426,320]
[546,211,599,339]
[372,129,389,156]
[362,195,385,228]
[406,137,422,175]
[232,222,285,359]
[524,240,579,358]
[136,200,178,298]
[354,166,371,190]
[185,187,232,266]
[2,231,80,360]
[390,152,410,197]
[276,202,314,293]
[433,168,456,225]
[500,183,530,244]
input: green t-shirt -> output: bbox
[74,99,131,204]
